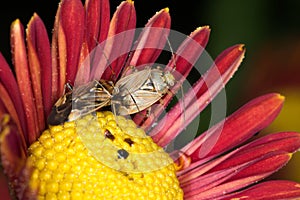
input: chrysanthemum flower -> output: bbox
[1,0,300,199]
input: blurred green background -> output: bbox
[1,0,299,182]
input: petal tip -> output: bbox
[238,44,245,51]
[126,0,134,4]
[28,13,41,25]
[197,25,210,30]
[164,7,170,13]
[195,26,211,35]
[269,93,285,104]
[277,93,285,101]
[11,19,21,28]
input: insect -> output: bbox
[47,66,176,125]
[47,33,179,126]
[111,36,183,117]
[47,80,113,125]
[111,66,176,115]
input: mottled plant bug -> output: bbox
[47,80,113,125]
[111,66,175,115]
[47,33,180,125]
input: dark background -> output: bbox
[1,0,300,181]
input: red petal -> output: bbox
[170,26,211,77]
[178,148,241,183]
[134,26,211,128]
[0,115,27,184]
[182,161,252,197]
[245,131,300,152]
[0,53,27,140]
[223,180,300,199]
[0,98,6,116]
[85,0,110,51]
[0,84,26,147]
[128,7,171,67]
[11,20,39,144]
[229,151,291,181]
[51,2,61,101]
[151,44,245,147]
[60,0,85,85]
[75,41,91,85]
[184,151,291,199]
[178,132,300,184]
[99,0,136,81]
[0,170,11,200]
[26,14,47,133]
[209,132,300,174]
[181,93,285,162]
[27,14,52,119]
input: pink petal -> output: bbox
[181,93,285,162]
[99,0,136,81]
[128,7,171,67]
[223,180,300,199]
[60,0,85,85]
[85,0,110,51]
[27,14,52,119]
[151,44,245,147]
[0,53,27,141]
[11,20,39,144]
[134,26,211,128]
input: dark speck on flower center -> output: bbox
[104,129,115,140]
[124,138,134,146]
[117,149,129,159]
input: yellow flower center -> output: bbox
[27,111,183,200]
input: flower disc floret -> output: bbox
[27,111,183,200]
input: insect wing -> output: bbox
[47,80,113,125]
[114,68,152,95]
[68,80,113,121]
[115,89,163,115]
[68,98,111,121]
[112,67,176,116]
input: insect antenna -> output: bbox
[92,38,117,81]
[166,35,176,72]
[165,35,186,125]
[117,40,138,79]
[102,48,116,80]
